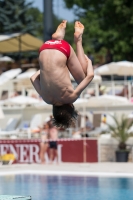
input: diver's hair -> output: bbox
[52,104,78,129]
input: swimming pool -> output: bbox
[0,175,133,200]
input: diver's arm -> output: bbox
[30,70,42,96]
[74,58,94,97]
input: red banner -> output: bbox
[0,139,98,163]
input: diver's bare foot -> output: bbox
[52,20,67,40]
[74,21,84,43]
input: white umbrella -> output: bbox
[92,75,102,83]
[0,56,14,62]
[109,61,133,76]
[74,98,88,106]
[15,69,37,94]
[34,101,52,109]
[34,98,88,109]
[28,96,130,109]
[87,95,131,107]
[0,33,43,53]
[94,62,117,96]
[3,95,40,106]
[94,62,118,75]
[16,68,37,80]
[95,61,133,76]
[95,61,133,99]
[0,68,22,85]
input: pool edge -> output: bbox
[0,170,133,178]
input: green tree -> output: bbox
[0,0,38,34]
[63,0,133,61]
[0,0,72,39]
[26,7,43,38]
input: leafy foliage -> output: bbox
[0,0,38,34]
[0,0,71,39]
[106,114,133,150]
[0,0,65,59]
[63,0,133,61]
[26,7,43,38]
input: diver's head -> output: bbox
[52,104,78,129]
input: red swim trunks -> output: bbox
[39,40,71,59]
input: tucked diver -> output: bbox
[30,20,94,128]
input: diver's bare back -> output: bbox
[39,49,75,105]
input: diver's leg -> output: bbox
[52,20,67,40]
[74,21,88,75]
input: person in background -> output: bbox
[102,114,107,124]
[39,122,49,164]
[85,115,94,131]
[11,90,21,98]
[80,115,94,137]
[99,85,107,95]
[85,88,95,98]
[116,85,128,98]
[48,119,59,164]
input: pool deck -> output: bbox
[0,163,133,177]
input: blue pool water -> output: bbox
[0,175,133,200]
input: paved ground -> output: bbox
[0,163,133,176]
